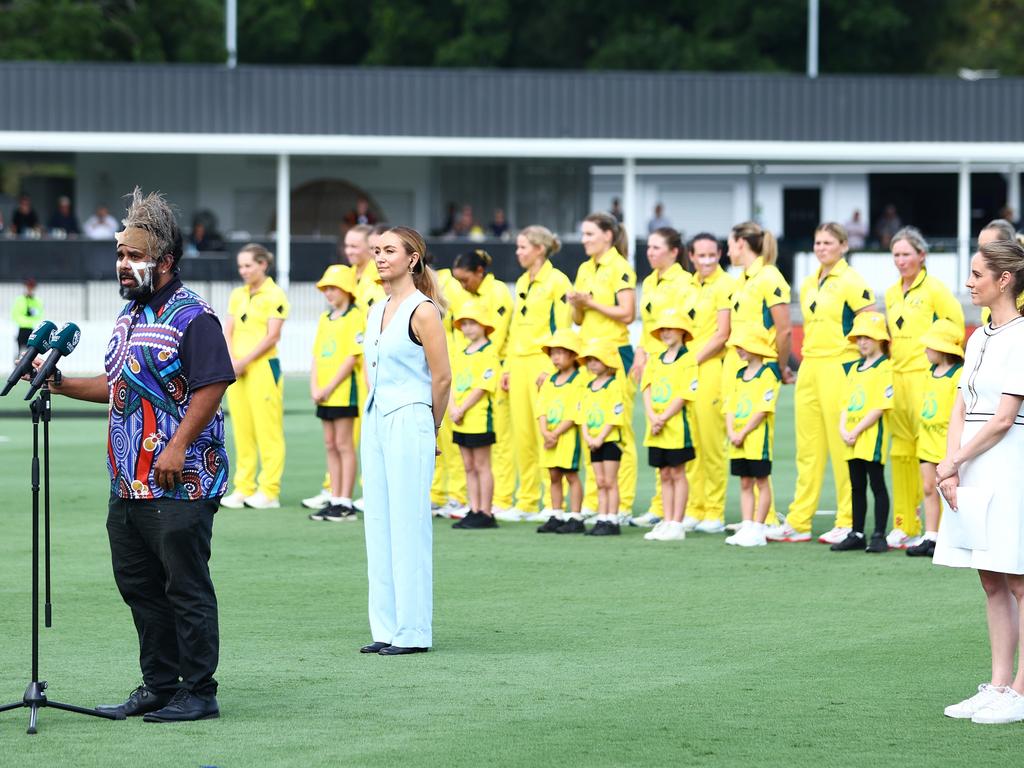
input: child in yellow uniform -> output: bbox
[640,307,699,542]
[578,339,626,536]
[907,319,964,558]
[535,329,586,534]
[308,265,364,523]
[449,300,500,530]
[832,311,894,553]
[723,327,781,548]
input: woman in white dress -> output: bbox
[935,239,1024,724]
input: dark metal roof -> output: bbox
[3,61,1024,142]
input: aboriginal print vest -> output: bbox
[105,286,229,500]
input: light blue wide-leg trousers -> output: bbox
[361,402,434,648]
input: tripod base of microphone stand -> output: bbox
[0,680,124,734]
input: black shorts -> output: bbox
[589,442,622,463]
[548,466,579,475]
[317,405,358,420]
[453,431,496,447]
[648,446,696,468]
[730,458,771,478]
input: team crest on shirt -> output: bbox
[921,394,937,420]
[652,380,671,404]
[455,371,473,393]
[848,388,866,412]
[547,402,565,427]
[735,397,752,419]
[587,407,605,430]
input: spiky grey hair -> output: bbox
[121,187,182,266]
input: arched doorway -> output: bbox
[273,179,383,235]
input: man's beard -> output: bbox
[119,282,155,301]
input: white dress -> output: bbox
[934,316,1024,574]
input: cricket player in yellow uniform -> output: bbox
[221,244,290,509]
[506,226,574,518]
[769,223,875,544]
[631,227,694,526]
[685,233,734,533]
[570,213,637,517]
[430,266,469,513]
[883,227,963,548]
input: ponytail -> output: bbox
[585,211,629,259]
[518,225,561,260]
[731,221,778,265]
[386,225,449,314]
[453,248,493,274]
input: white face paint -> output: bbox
[128,258,154,289]
[117,249,159,300]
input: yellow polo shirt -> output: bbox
[313,305,365,408]
[355,260,386,313]
[800,258,875,359]
[842,355,895,463]
[639,263,696,355]
[723,363,781,460]
[884,270,964,374]
[448,273,513,360]
[641,346,699,449]
[574,248,636,348]
[452,340,500,435]
[582,375,625,444]
[732,257,790,349]
[227,276,289,363]
[692,266,735,358]
[917,363,963,463]
[508,260,574,357]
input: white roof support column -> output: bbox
[1009,164,1021,222]
[276,153,291,291]
[622,156,637,267]
[957,161,971,290]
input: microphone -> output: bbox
[25,323,81,400]
[1,320,58,396]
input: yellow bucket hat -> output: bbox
[578,338,621,371]
[317,264,356,296]
[648,306,694,346]
[541,329,582,356]
[847,311,890,343]
[453,299,496,334]
[727,326,777,359]
[919,318,964,358]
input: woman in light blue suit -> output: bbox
[360,226,451,655]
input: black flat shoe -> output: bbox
[360,641,391,653]
[378,646,429,656]
[142,690,219,723]
[96,684,174,717]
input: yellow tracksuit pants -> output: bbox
[507,354,548,513]
[722,349,778,525]
[785,356,854,533]
[686,357,727,522]
[890,370,924,536]
[583,371,637,514]
[227,357,285,499]
[430,413,467,506]
[491,384,515,509]
[323,373,367,493]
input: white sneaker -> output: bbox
[435,500,468,519]
[944,684,1008,719]
[631,511,663,528]
[681,515,700,531]
[725,522,751,546]
[493,507,525,522]
[243,492,281,509]
[219,491,247,509]
[617,512,635,527]
[694,519,726,534]
[524,510,549,523]
[659,521,686,541]
[818,526,851,545]
[353,497,364,512]
[972,688,1024,724]
[301,489,330,510]
[733,524,767,547]
[724,521,744,533]
[644,521,667,540]
[886,528,912,549]
[766,521,812,542]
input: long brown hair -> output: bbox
[731,221,778,265]
[385,226,448,314]
[584,211,629,258]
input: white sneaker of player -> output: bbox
[972,688,1024,724]
[631,511,662,528]
[644,521,669,540]
[352,497,364,512]
[243,492,281,509]
[659,521,687,541]
[301,489,330,510]
[694,519,726,534]
[734,524,768,547]
[818,526,852,545]
[681,515,700,531]
[945,684,1009,718]
[524,510,549,522]
[765,521,812,542]
[886,528,912,548]
[219,491,247,509]
[725,521,750,545]
[493,507,525,522]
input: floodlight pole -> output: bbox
[807,0,819,78]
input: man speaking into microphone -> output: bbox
[42,188,234,722]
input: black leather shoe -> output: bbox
[378,646,428,656]
[361,641,391,653]
[555,517,586,534]
[906,537,936,557]
[537,515,563,533]
[830,531,866,551]
[142,689,219,722]
[96,685,174,717]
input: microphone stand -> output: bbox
[0,377,123,733]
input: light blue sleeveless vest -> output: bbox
[363,290,435,415]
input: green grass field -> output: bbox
[0,379,1016,766]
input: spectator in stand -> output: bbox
[449,205,482,239]
[610,198,624,222]
[47,195,80,237]
[844,209,868,250]
[875,204,903,250]
[647,203,671,233]
[488,208,510,239]
[11,195,41,237]
[344,195,378,228]
[84,204,121,239]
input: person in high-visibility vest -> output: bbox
[568,212,637,518]
[767,222,876,545]
[220,244,290,509]
[685,233,734,533]
[504,226,574,518]
[883,226,964,549]
[11,277,42,359]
